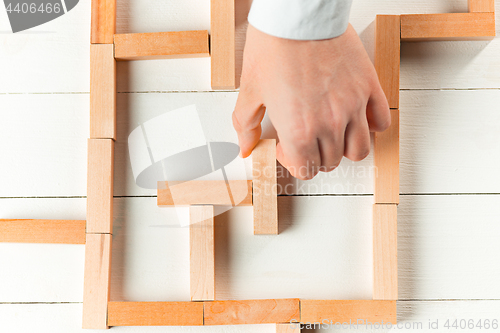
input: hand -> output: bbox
[232,24,390,180]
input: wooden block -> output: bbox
[204,299,300,325]
[276,323,301,333]
[190,205,215,301]
[374,109,399,204]
[107,302,204,326]
[252,139,278,235]
[375,15,400,109]
[90,44,116,139]
[0,219,86,244]
[157,180,252,206]
[401,13,496,41]
[300,300,397,324]
[82,233,112,329]
[211,0,236,89]
[114,31,210,61]
[87,139,114,234]
[373,204,398,300]
[468,0,495,13]
[91,0,116,44]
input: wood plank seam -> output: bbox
[0,219,86,244]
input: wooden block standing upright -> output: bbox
[468,0,495,13]
[373,204,398,300]
[252,139,278,235]
[91,0,116,44]
[83,233,112,329]
[90,44,116,140]
[374,109,399,204]
[87,139,114,234]
[190,205,215,301]
[0,219,85,244]
[210,0,236,89]
[375,15,400,109]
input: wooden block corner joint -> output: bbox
[252,139,278,235]
[468,0,495,13]
[91,0,116,44]
[114,30,210,61]
[190,205,215,301]
[374,109,399,204]
[0,219,86,244]
[373,204,398,300]
[375,15,400,109]
[83,233,112,329]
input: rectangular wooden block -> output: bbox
[190,205,215,301]
[401,13,496,41]
[374,109,399,204]
[107,302,204,326]
[87,139,114,234]
[211,0,236,89]
[90,44,116,139]
[114,30,210,61]
[82,233,112,329]
[91,0,116,44]
[375,15,400,109]
[204,299,300,325]
[252,139,278,235]
[276,323,301,333]
[157,180,252,206]
[300,300,397,324]
[373,204,398,300]
[468,0,495,13]
[0,219,85,244]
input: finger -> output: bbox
[343,117,371,162]
[276,132,322,180]
[366,84,391,132]
[317,130,345,173]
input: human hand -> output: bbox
[232,24,390,180]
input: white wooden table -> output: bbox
[1,0,499,332]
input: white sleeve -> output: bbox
[247,0,353,41]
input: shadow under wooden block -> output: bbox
[373,204,398,300]
[300,300,397,324]
[83,233,112,329]
[0,219,85,244]
[211,0,236,89]
[107,302,204,326]
[252,139,278,235]
[204,299,300,325]
[91,0,116,44]
[114,31,210,61]
[468,0,495,13]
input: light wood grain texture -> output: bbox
[401,13,496,41]
[300,300,397,324]
[375,15,400,109]
[157,180,252,206]
[252,139,278,235]
[190,205,215,301]
[0,219,85,244]
[114,31,210,61]
[87,139,114,234]
[204,299,300,325]
[373,204,398,300]
[91,0,116,44]
[210,0,236,89]
[374,109,399,204]
[276,323,300,333]
[90,44,116,139]
[107,302,203,326]
[82,233,112,329]
[468,0,495,12]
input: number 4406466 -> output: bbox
[6,2,61,14]
[444,319,498,330]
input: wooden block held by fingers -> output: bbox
[190,205,215,301]
[374,109,399,204]
[107,302,204,326]
[83,233,112,329]
[114,31,210,60]
[90,44,116,139]
[276,323,301,333]
[252,139,278,235]
[373,204,398,300]
[375,15,400,109]
[0,219,85,244]
[91,0,116,44]
[401,13,496,41]
[87,139,114,234]
[157,180,252,206]
[468,0,495,13]
[300,300,397,324]
[211,0,236,89]
[204,299,300,325]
